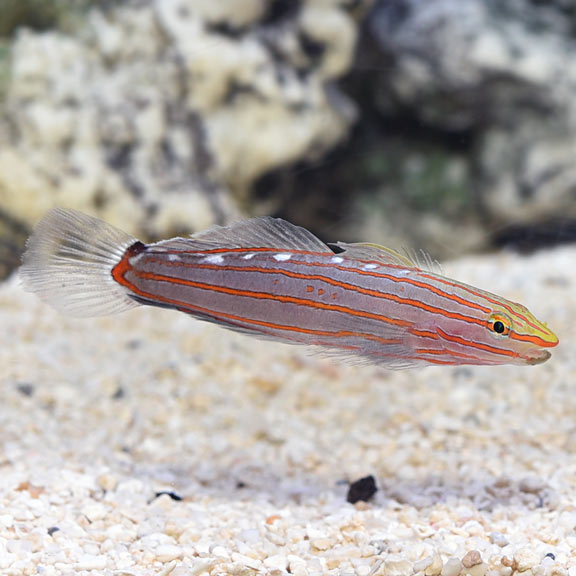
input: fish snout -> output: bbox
[540,329,559,348]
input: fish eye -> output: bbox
[488,313,511,336]
[493,321,505,334]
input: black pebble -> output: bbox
[16,382,35,397]
[545,553,556,560]
[346,475,378,504]
[154,490,182,501]
[47,526,60,536]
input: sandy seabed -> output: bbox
[1,247,575,576]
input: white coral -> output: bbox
[0,0,360,236]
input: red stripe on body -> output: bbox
[112,253,405,346]
[150,251,492,315]
[133,270,413,328]
[144,256,491,328]
[152,245,548,344]
[436,328,518,359]
[418,272,545,335]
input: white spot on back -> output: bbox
[274,253,292,262]
[331,256,344,264]
[364,263,378,269]
[243,253,256,260]
[129,253,144,266]
[168,254,180,262]
[203,254,224,264]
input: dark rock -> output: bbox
[346,475,378,504]
[154,490,183,502]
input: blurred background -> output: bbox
[1,0,575,279]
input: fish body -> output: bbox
[20,209,558,369]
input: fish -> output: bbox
[19,208,558,369]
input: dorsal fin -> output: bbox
[329,242,418,268]
[329,241,442,274]
[403,247,443,275]
[194,217,332,251]
[152,217,332,253]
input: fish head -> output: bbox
[483,300,558,366]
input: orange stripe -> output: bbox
[114,256,407,343]
[134,270,413,328]
[115,272,401,349]
[277,257,548,341]
[277,258,548,339]
[336,344,456,366]
[422,357,459,365]
[146,257,490,328]
[151,251,491,315]
[250,255,493,315]
[418,272,543,333]
[153,247,541,337]
[350,268,491,314]
[509,331,555,348]
[112,241,144,284]
[193,309,401,345]
[415,347,483,361]
[410,329,439,340]
[147,248,492,314]
[436,328,518,358]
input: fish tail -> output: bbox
[20,208,142,317]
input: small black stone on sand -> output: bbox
[16,382,35,397]
[154,491,183,501]
[346,475,378,504]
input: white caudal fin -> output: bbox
[20,208,141,317]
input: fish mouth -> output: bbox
[525,349,552,366]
